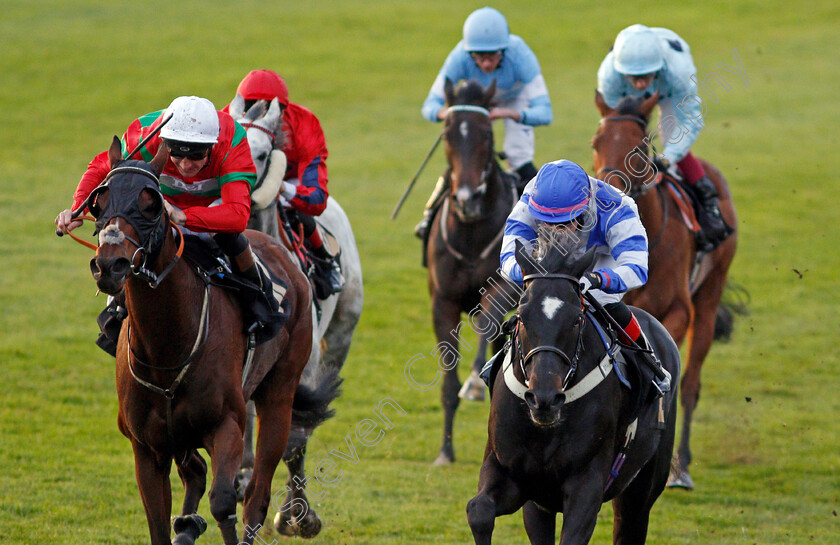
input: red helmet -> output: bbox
[236,69,289,106]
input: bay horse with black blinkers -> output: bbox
[87,138,312,545]
[466,241,679,545]
[592,91,738,489]
[426,78,520,465]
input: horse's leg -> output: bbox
[658,293,693,346]
[466,450,526,545]
[522,501,556,545]
[241,371,300,544]
[433,295,463,465]
[172,450,210,545]
[176,450,208,515]
[130,440,174,545]
[461,295,505,402]
[556,467,608,545]
[274,427,323,538]
[235,401,257,502]
[669,262,728,490]
[206,414,245,545]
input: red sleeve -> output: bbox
[286,105,329,216]
[72,152,111,210]
[182,180,252,233]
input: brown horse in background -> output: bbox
[592,92,738,489]
[88,139,312,544]
[425,79,520,465]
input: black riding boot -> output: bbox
[414,174,450,239]
[514,162,538,186]
[634,330,672,397]
[689,175,733,251]
[95,294,127,357]
[310,244,345,299]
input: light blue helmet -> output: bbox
[528,161,591,223]
[612,24,664,76]
[462,7,510,52]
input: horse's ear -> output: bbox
[595,91,613,117]
[265,98,282,129]
[108,136,123,169]
[640,91,659,118]
[484,79,497,106]
[149,141,169,175]
[571,246,599,279]
[444,78,455,106]
[515,239,538,278]
[229,93,246,120]
[245,99,267,121]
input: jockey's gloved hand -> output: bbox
[579,272,603,294]
[654,154,680,178]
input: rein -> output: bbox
[239,122,277,144]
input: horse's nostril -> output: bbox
[524,391,538,410]
[89,258,101,279]
[552,393,566,408]
[112,258,131,278]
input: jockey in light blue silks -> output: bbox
[500,160,671,394]
[415,6,553,238]
[597,24,733,251]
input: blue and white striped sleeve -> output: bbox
[596,196,649,293]
[500,191,536,285]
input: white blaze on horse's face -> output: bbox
[459,120,469,139]
[246,126,274,180]
[541,296,564,321]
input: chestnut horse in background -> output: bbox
[426,79,520,465]
[592,92,738,489]
[87,139,312,545]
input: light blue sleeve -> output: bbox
[421,45,469,122]
[660,51,704,162]
[596,53,626,109]
[509,37,552,126]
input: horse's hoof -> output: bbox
[433,452,454,466]
[274,511,299,536]
[458,373,486,401]
[171,514,207,545]
[297,512,323,539]
[234,467,253,503]
[666,469,695,490]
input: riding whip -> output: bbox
[583,292,669,381]
[390,132,443,220]
[57,114,173,237]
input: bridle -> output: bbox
[445,104,496,205]
[595,114,657,200]
[517,273,587,390]
[239,122,277,189]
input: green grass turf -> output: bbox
[1,0,838,543]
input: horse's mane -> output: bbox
[452,80,494,108]
[615,96,648,121]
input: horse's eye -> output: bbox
[256,152,268,163]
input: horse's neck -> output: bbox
[124,236,205,357]
[634,186,666,236]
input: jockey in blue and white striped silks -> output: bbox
[500,160,649,306]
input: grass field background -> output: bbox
[1,1,839,543]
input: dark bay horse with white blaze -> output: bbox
[88,139,312,545]
[426,79,520,465]
[229,94,364,537]
[592,91,738,489]
[467,241,679,545]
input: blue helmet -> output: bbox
[528,160,591,223]
[613,24,664,76]
[462,7,510,52]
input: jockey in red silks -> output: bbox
[56,96,270,354]
[226,69,342,294]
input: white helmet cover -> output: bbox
[613,24,664,76]
[160,96,220,144]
